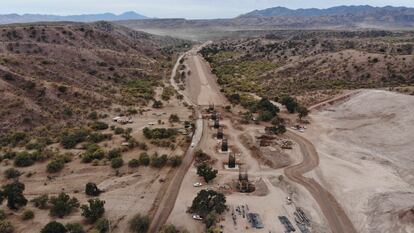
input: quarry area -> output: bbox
[305,90,414,233]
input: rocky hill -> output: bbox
[240,5,414,18]
[0,21,187,136]
[237,5,414,29]
[200,30,414,106]
[118,6,414,41]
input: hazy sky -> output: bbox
[2,0,414,19]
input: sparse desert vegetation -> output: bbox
[200,31,414,106]
[1,4,414,233]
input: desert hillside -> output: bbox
[0,21,188,137]
[199,30,414,106]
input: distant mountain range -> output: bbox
[0,11,148,24]
[118,5,414,41]
[239,5,414,18]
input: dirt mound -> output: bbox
[398,207,414,223]
[367,192,414,233]
[239,133,291,169]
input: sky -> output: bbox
[2,0,414,19]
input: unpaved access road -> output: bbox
[285,130,357,233]
[148,52,204,233]
[185,48,227,106]
[151,45,357,233]
[148,110,203,233]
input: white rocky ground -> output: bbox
[305,90,414,233]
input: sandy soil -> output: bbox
[184,49,228,106]
[304,90,414,233]
[167,112,329,233]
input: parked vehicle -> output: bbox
[193,182,203,187]
[192,214,203,220]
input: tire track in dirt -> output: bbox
[285,130,357,233]
[148,50,204,233]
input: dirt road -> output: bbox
[148,53,204,233]
[185,48,228,106]
[285,130,357,233]
[151,45,357,233]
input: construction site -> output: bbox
[161,43,414,233]
[167,97,324,232]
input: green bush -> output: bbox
[47,159,65,173]
[169,156,183,167]
[21,209,34,220]
[30,149,50,162]
[257,111,274,122]
[152,100,163,108]
[197,163,218,183]
[190,189,226,217]
[49,193,80,218]
[53,153,72,163]
[127,108,138,115]
[128,159,140,168]
[41,221,67,233]
[161,86,175,101]
[58,85,68,93]
[60,128,89,149]
[114,127,124,135]
[82,145,105,163]
[0,209,5,220]
[281,96,299,113]
[25,137,52,150]
[111,157,123,169]
[88,111,98,120]
[10,131,27,146]
[143,128,177,139]
[13,151,35,167]
[129,214,149,233]
[2,152,16,160]
[31,195,48,209]
[0,220,14,233]
[297,106,309,119]
[88,133,111,143]
[90,121,109,131]
[139,153,150,166]
[122,78,157,102]
[81,199,105,223]
[2,181,28,210]
[150,154,168,168]
[158,224,186,233]
[94,218,109,233]
[107,148,121,159]
[4,168,21,179]
[65,222,85,233]
[169,114,180,123]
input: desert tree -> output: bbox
[196,163,218,183]
[81,199,105,223]
[129,213,149,233]
[1,181,28,210]
[49,193,80,218]
[41,221,67,233]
